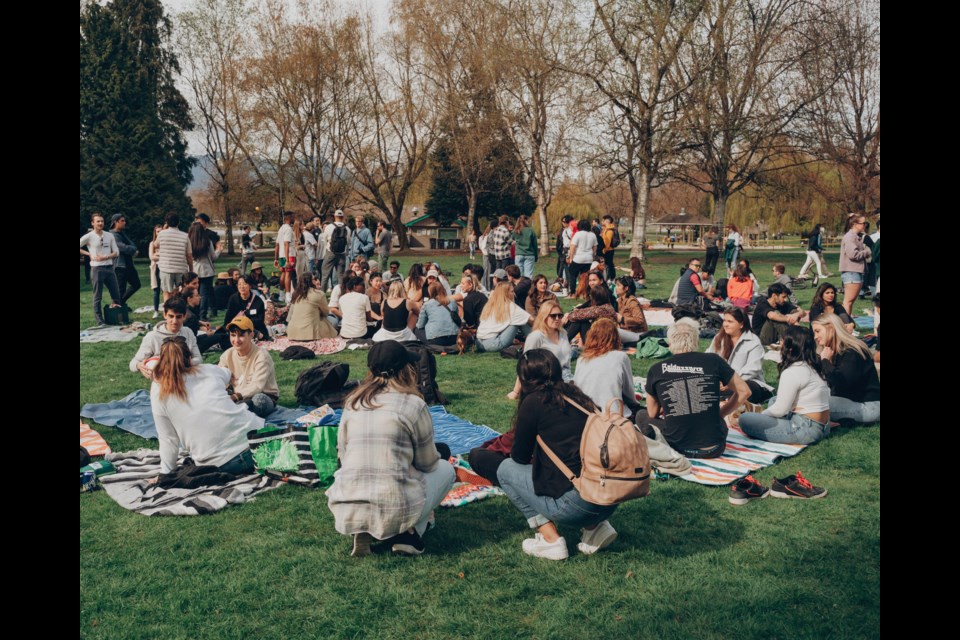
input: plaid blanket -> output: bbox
[675,424,807,486]
[80,421,111,457]
[100,449,281,516]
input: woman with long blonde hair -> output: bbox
[476,281,533,352]
[573,318,641,418]
[506,299,573,400]
[812,313,880,424]
[326,341,455,557]
[150,337,260,477]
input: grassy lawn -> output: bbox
[80,248,879,639]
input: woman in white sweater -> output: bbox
[738,326,830,445]
[706,307,773,404]
[150,337,261,477]
[573,318,641,417]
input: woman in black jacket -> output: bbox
[812,313,879,424]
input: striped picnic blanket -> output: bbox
[100,449,281,516]
[675,424,806,486]
[80,421,111,457]
[441,456,504,508]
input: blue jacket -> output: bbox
[350,226,374,260]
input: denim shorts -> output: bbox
[841,271,863,285]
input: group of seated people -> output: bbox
[131,251,879,561]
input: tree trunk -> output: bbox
[712,191,728,229]
[223,188,235,256]
[465,191,478,244]
[535,190,550,257]
[630,172,651,260]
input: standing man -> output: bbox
[195,212,220,245]
[218,316,280,418]
[375,221,392,268]
[490,215,514,272]
[239,225,257,275]
[350,216,375,263]
[701,226,720,274]
[110,214,140,305]
[275,211,296,304]
[79,213,123,326]
[600,215,618,283]
[156,213,193,302]
[557,215,574,287]
[320,210,352,292]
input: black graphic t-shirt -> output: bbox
[645,352,735,451]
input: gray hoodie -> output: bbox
[129,323,203,372]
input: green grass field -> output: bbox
[80,249,879,639]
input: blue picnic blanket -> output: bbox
[80,394,500,456]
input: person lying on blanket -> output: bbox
[218,316,280,419]
[638,319,751,459]
[150,336,261,479]
[130,295,202,379]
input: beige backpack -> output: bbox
[537,396,651,506]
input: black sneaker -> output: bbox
[728,475,770,505]
[351,532,373,557]
[770,471,827,500]
[391,530,425,556]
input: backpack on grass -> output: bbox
[537,397,650,506]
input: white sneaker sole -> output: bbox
[770,488,828,500]
[522,539,569,560]
[728,490,769,506]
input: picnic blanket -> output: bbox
[441,456,504,508]
[100,449,281,516]
[854,315,875,330]
[262,336,347,356]
[643,308,676,327]
[80,390,157,439]
[80,323,150,343]
[80,393,499,456]
[676,424,806,486]
[80,421,111,457]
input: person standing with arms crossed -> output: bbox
[80,212,123,327]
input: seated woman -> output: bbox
[326,341,456,556]
[415,281,461,348]
[617,256,646,289]
[452,275,486,329]
[706,307,773,404]
[614,276,648,334]
[373,281,418,342]
[286,273,337,340]
[404,263,425,304]
[564,284,640,346]
[812,313,880,424]
[726,263,754,309]
[366,272,386,333]
[573,318,641,418]
[497,349,619,560]
[212,272,237,315]
[338,276,375,340]
[809,282,855,332]
[574,268,605,301]
[507,300,574,400]
[476,281,533,353]
[150,337,260,478]
[224,275,271,340]
[525,274,558,319]
[739,326,831,445]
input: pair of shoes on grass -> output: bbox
[522,521,619,561]
[351,529,425,557]
[728,472,827,505]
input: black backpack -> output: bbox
[610,228,621,248]
[281,345,316,360]
[295,361,354,408]
[400,342,447,405]
[330,225,348,255]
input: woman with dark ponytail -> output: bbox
[738,326,831,444]
[150,337,261,478]
[496,349,619,561]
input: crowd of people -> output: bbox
[86,209,880,560]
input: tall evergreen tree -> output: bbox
[80,0,195,246]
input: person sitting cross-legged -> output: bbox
[752,283,804,346]
[217,316,280,419]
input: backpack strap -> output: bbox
[561,394,597,418]
[535,435,578,482]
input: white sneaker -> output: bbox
[577,520,618,555]
[522,534,569,560]
[152,311,159,319]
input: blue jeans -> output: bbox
[218,449,255,476]
[414,461,456,536]
[516,255,536,279]
[841,271,863,285]
[497,459,617,529]
[828,397,880,424]
[739,411,830,445]
[199,276,215,319]
[477,324,520,352]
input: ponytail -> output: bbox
[154,337,195,401]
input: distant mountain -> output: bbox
[188,154,356,193]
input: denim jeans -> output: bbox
[91,266,122,324]
[497,459,617,529]
[516,255,536,279]
[218,449,255,476]
[739,411,830,445]
[841,271,863,285]
[198,276,215,320]
[321,253,346,291]
[828,397,880,424]
[245,393,277,419]
[477,324,520,352]
[414,461,455,536]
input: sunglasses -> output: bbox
[548,313,564,319]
